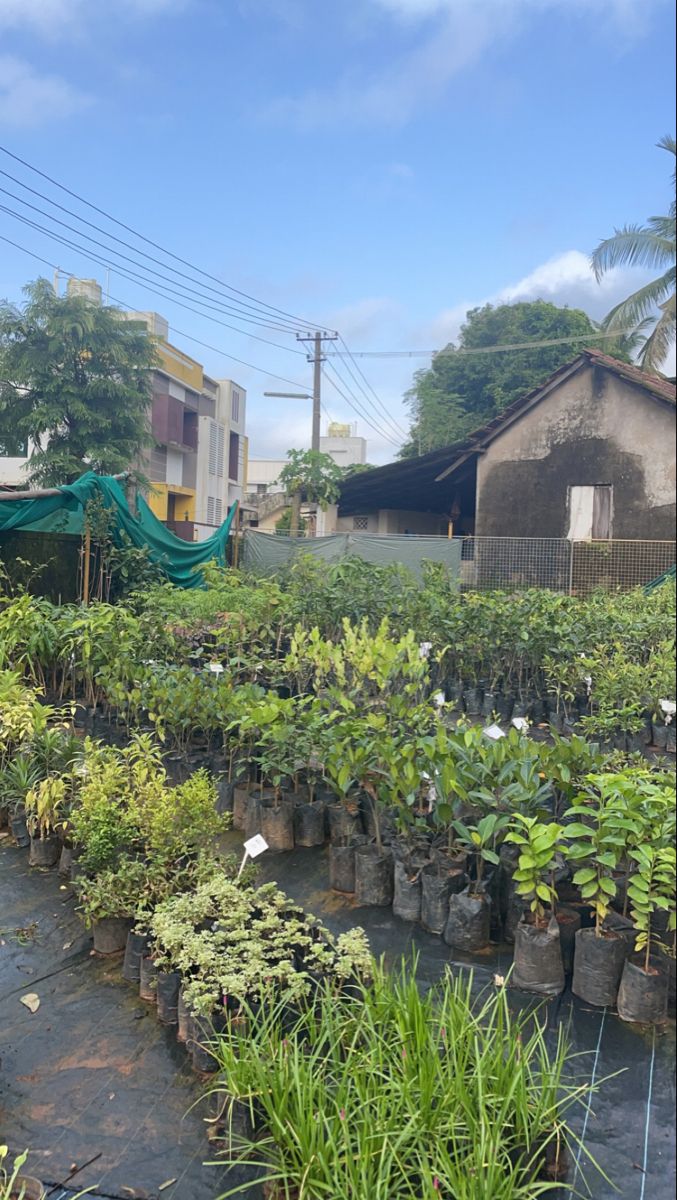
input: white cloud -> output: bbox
[265,0,665,128]
[0,0,186,37]
[0,56,90,127]
[424,249,674,365]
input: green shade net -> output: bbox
[242,528,462,582]
[643,564,676,593]
[0,471,237,588]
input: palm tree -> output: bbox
[591,135,675,372]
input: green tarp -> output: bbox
[242,528,462,582]
[0,472,237,588]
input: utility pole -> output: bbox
[296,331,338,451]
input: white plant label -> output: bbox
[418,641,433,659]
[433,691,446,708]
[512,717,529,732]
[208,662,224,675]
[244,834,269,858]
[483,723,505,740]
[659,699,676,714]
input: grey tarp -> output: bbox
[242,530,462,581]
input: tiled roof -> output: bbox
[581,348,676,406]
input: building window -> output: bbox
[229,431,239,481]
[231,388,240,424]
[207,496,223,526]
[352,515,369,530]
[568,485,613,540]
[209,421,225,478]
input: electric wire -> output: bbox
[337,333,408,440]
[0,234,316,391]
[0,172,309,335]
[0,204,307,356]
[0,143,329,334]
[323,347,405,446]
[323,360,402,448]
[324,329,638,359]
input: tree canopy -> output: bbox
[278,448,343,509]
[399,300,603,458]
[592,134,676,371]
[0,278,157,486]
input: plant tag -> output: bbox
[511,717,529,732]
[483,723,505,740]
[244,834,268,858]
[432,691,446,708]
[208,662,224,675]
[659,698,676,715]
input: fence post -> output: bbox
[567,540,574,596]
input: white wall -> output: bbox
[247,459,287,489]
[165,449,184,486]
[194,379,247,532]
[0,455,29,485]
[320,435,367,468]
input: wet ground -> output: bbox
[1,836,675,1200]
[0,842,252,1200]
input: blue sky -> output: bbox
[0,0,675,461]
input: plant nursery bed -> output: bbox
[0,842,257,1200]
[2,837,675,1200]
[253,842,676,1200]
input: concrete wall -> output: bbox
[475,364,676,539]
[334,508,446,535]
[319,435,367,468]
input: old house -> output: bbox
[335,350,676,545]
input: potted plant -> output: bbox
[0,1147,45,1200]
[565,785,629,1006]
[24,776,67,869]
[0,755,41,848]
[617,845,675,1024]
[504,815,567,995]
[443,815,507,952]
[74,858,149,954]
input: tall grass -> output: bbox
[207,961,605,1200]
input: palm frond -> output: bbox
[647,214,676,241]
[591,227,674,279]
[600,270,675,331]
[638,299,676,371]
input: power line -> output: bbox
[0,143,330,335]
[323,350,405,446]
[0,169,309,335]
[0,189,303,341]
[325,329,638,359]
[323,360,402,448]
[336,333,408,441]
[0,203,307,356]
[0,233,314,391]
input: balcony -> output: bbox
[151,394,198,451]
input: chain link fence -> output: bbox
[242,529,675,593]
[459,537,676,594]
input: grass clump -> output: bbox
[208,960,603,1200]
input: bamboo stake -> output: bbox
[82,527,91,605]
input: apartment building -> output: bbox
[0,280,247,542]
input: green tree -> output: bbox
[399,300,601,458]
[0,278,158,486]
[274,507,308,536]
[592,135,676,372]
[278,449,343,536]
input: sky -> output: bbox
[0,0,675,462]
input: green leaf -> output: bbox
[573,867,597,885]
